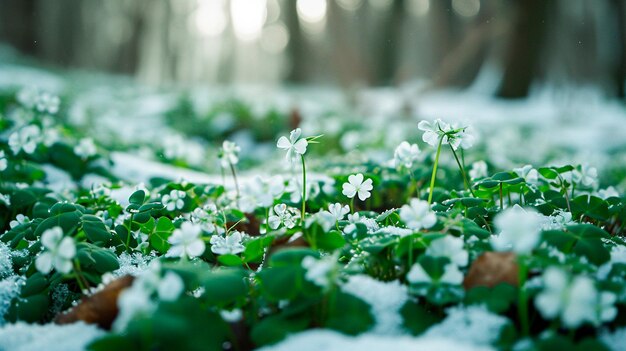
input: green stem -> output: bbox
[518,259,530,336]
[499,183,504,210]
[72,260,89,293]
[125,213,134,252]
[229,162,240,205]
[427,136,445,206]
[300,155,307,224]
[449,145,475,196]
[350,197,355,214]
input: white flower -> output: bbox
[221,309,243,322]
[490,205,542,254]
[166,222,206,259]
[597,186,619,199]
[394,141,421,168]
[9,214,30,229]
[328,203,350,221]
[426,236,468,267]
[469,161,488,180]
[239,175,285,212]
[302,254,338,289]
[17,87,38,108]
[42,128,60,146]
[35,92,60,114]
[535,268,616,328]
[114,262,184,332]
[399,198,437,231]
[540,210,574,231]
[268,203,299,229]
[343,213,361,234]
[407,262,463,285]
[157,271,185,301]
[210,231,245,255]
[286,176,320,203]
[191,204,224,234]
[219,140,240,168]
[74,138,97,160]
[35,227,76,274]
[513,165,539,185]
[310,210,337,232]
[8,125,41,155]
[418,119,475,150]
[277,128,308,163]
[342,173,373,201]
[161,190,186,211]
[0,193,10,206]
[577,165,598,188]
[0,150,7,171]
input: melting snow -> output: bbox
[256,329,493,351]
[0,322,104,351]
[341,275,408,335]
[424,305,509,347]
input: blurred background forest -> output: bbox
[1,0,625,99]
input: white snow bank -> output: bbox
[0,322,104,351]
[256,329,493,351]
[424,305,509,346]
[341,275,408,335]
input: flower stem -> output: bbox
[427,136,445,206]
[499,183,504,210]
[350,197,355,214]
[72,260,89,293]
[518,259,530,336]
[300,155,306,224]
[449,145,475,197]
[229,162,240,205]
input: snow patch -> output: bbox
[256,329,493,351]
[424,305,509,347]
[0,322,105,351]
[341,275,408,335]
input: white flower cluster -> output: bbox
[399,198,437,231]
[535,267,617,328]
[210,231,245,255]
[342,173,373,201]
[418,119,476,151]
[268,203,300,230]
[490,205,543,254]
[166,222,206,259]
[35,227,76,275]
[113,261,185,331]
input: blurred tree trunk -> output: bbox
[496,0,549,98]
[285,0,306,83]
[0,0,38,56]
[375,0,405,85]
[613,0,626,98]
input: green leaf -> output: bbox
[400,301,441,335]
[315,230,346,251]
[82,214,111,244]
[21,273,48,297]
[542,224,611,265]
[88,335,138,351]
[243,236,273,263]
[15,294,49,323]
[257,266,303,302]
[324,291,374,335]
[251,314,310,346]
[76,243,119,275]
[129,190,146,206]
[199,268,248,307]
[217,254,243,266]
[150,217,174,253]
